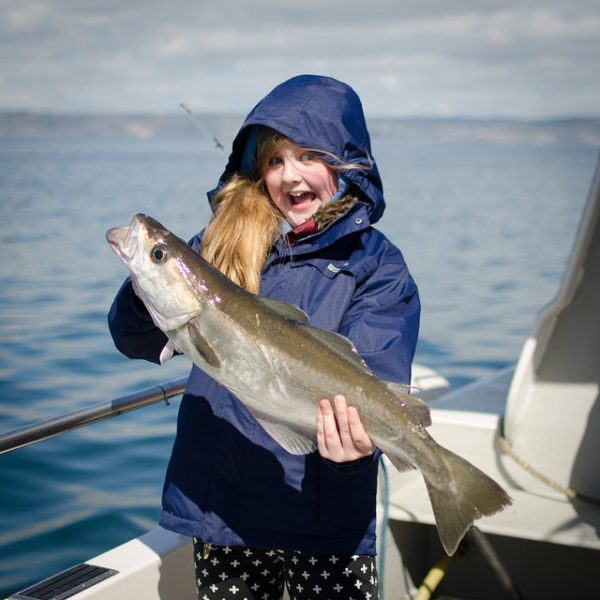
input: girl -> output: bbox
[109,74,420,599]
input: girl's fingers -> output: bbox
[333,395,352,443]
[347,406,376,454]
[316,395,376,462]
[317,399,338,456]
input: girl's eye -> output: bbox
[268,155,283,167]
[151,244,169,263]
[300,152,316,161]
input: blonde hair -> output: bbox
[200,175,282,294]
[200,127,369,293]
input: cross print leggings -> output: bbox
[193,539,379,600]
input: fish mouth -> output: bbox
[106,216,141,263]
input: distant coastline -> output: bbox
[1,111,600,146]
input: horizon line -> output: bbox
[1,109,600,123]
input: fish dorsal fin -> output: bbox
[258,296,309,323]
[303,326,373,372]
[386,381,412,395]
[385,381,432,427]
[255,418,317,455]
[258,295,370,372]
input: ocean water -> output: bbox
[0,122,597,596]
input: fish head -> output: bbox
[107,214,205,332]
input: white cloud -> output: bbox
[4,1,51,30]
[0,0,599,117]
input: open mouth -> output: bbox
[106,218,139,263]
[289,191,316,206]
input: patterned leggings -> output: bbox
[193,539,379,600]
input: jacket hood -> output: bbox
[210,74,385,224]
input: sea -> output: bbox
[0,113,598,596]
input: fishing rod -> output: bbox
[0,377,187,454]
[179,102,226,154]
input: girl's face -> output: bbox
[262,141,338,227]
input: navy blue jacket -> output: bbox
[108,75,420,555]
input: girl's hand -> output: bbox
[316,395,376,463]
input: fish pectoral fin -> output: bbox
[188,326,221,369]
[159,340,177,365]
[258,297,310,323]
[385,381,432,427]
[256,418,317,455]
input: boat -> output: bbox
[379,153,600,599]
[5,155,599,600]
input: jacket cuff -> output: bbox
[321,448,382,475]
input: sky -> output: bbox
[1,0,600,119]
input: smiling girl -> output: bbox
[109,75,420,599]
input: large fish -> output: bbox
[107,213,511,555]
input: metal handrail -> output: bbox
[0,377,188,454]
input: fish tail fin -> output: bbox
[424,446,512,555]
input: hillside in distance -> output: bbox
[1,111,599,147]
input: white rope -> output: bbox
[498,432,600,507]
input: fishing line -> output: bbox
[378,456,389,600]
[179,102,227,154]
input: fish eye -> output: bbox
[151,244,169,263]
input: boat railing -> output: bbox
[0,377,187,454]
